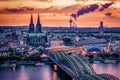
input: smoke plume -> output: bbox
[71,2,114,19]
[77,4,99,17]
[99,2,113,11]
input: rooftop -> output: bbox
[28,33,46,37]
[74,39,108,46]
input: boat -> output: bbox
[104,60,116,64]
[35,62,45,66]
[93,61,100,63]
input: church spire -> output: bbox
[37,14,40,24]
[30,14,34,24]
[36,14,42,33]
[29,14,35,33]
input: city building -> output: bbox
[26,14,49,47]
[99,21,104,34]
[73,38,110,55]
[12,45,37,55]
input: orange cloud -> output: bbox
[0,0,52,2]
[0,0,120,27]
[75,0,87,1]
[0,0,15,1]
[35,0,52,2]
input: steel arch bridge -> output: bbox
[48,52,119,80]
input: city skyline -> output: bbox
[0,0,120,27]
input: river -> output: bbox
[92,63,120,79]
[0,63,120,80]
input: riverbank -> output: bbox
[0,59,54,68]
[0,58,119,68]
[0,62,119,80]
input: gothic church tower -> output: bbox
[29,14,35,33]
[36,14,42,33]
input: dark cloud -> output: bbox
[77,4,99,16]
[105,12,112,17]
[71,4,99,19]
[5,7,34,13]
[71,2,114,19]
[99,2,114,11]
[6,8,24,13]
[21,7,34,11]
[71,14,77,19]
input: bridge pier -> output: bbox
[54,64,57,71]
[54,64,61,71]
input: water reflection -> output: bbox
[53,72,57,80]
[40,66,52,80]
[0,64,119,80]
[17,66,29,80]
[13,66,16,72]
[92,63,120,79]
[0,65,70,80]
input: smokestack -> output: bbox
[69,17,73,28]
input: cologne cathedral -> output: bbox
[27,14,49,47]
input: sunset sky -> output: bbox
[0,0,120,27]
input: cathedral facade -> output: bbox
[27,14,49,47]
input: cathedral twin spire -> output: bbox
[29,14,34,33]
[29,14,42,33]
[36,14,42,33]
[30,14,34,25]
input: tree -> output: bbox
[67,52,72,55]
[37,46,44,55]
[99,53,110,59]
[111,53,119,58]
[0,56,8,62]
[0,54,22,62]
[8,47,14,53]
[63,38,72,45]
[88,54,94,59]
[8,55,22,60]
[24,52,41,61]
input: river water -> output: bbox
[0,63,120,80]
[92,63,120,79]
